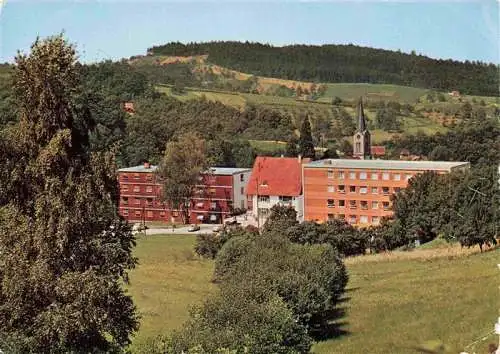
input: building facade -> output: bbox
[303,159,470,225]
[118,163,251,224]
[246,156,305,225]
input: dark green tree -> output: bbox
[285,134,299,157]
[0,35,138,352]
[298,115,315,159]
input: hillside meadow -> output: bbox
[127,234,499,354]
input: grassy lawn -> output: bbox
[127,235,216,350]
[127,235,499,353]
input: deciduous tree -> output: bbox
[0,35,138,352]
[157,132,209,224]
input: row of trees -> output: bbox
[147,41,499,96]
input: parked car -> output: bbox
[187,224,201,232]
[212,225,224,233]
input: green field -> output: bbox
[127,235,499,354]
[320,83,429,104]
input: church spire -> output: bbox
[356,97,367,132]
[353,96,371,159]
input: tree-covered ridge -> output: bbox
[147,41,499,96]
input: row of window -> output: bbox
[257,196,294,203]
[327,213,381,225]
[122,197,224,210]
[327,199,390,210]
[122,209,179,218]
[327,185,401,195]
[122,185,155,193]
[327,170,414,181]
[121,174,154,182]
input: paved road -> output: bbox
[137,224,220,235]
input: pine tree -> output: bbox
[298,116,315,159]
[0,35,138,352]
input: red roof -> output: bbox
[246,156,302,197]
[370,146,386,156]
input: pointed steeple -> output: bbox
[356,97,367,132]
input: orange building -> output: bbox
[303,159,469,226]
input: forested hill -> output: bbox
[147,41,499,96]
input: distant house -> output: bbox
[246,156,306,225]
[370,146,386,158]
[448,91,460,97]
[124,102,135,114]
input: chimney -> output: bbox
[298,154,302,164]
[144,161,151,169]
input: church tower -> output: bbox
[353,97,371,159]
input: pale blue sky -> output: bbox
[0,1,498,64]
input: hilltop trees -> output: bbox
[0,35,138,352]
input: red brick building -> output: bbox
[118,163,251,224]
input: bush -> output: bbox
[171,281,312,354]
[214,235,254,280]
[194,226,255,259]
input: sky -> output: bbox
[0,1,499,64]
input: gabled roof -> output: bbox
[370,146,386,156]
[246,156,302,197]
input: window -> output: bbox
[122,174,129,180]
[349,215,357,224]
[210,202,217,209]
[258,208,270,217]
[209,188,216,194]
[147,211,153,218]
[123,209,129,216]
[146,174,153,182]
[327,199,335,208]
[159,211,166,217]
[134,174,140,180]
[371,173,379,180]
[133,186,140,192]
[135,210,141,217]
[279,196,293,202]
[383,202,390,210]
[338,185,345,193]
[172,211,179,217]
[240,174,244,182]
[328,185,335,193]
[393,173,401,181]
[394,187,401,193]
[382,187,390,195]
[349,186,356,193]
[349,171,356,179]
[338,171,345,179]
[338,214,345,220]
[360,215,368,224]
[372,216,380,225]
[122,185,129,192]
[146,186,153,193]
[134,198,141,205]
[371,201,379,209]
[146,198,153,206]
[122,197,128,205]
[359,186,368,194]
[371,187,378,194]
[240,187,244,195]
[349,200,357,209]
[259,196,270,203]
[327,170,334,179]
[360,201,368,210]
[359,172,367,180]
[328,213,335,221]
[382,172,390,180]
[338,200,345,208]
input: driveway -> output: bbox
[139,224,219,235]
